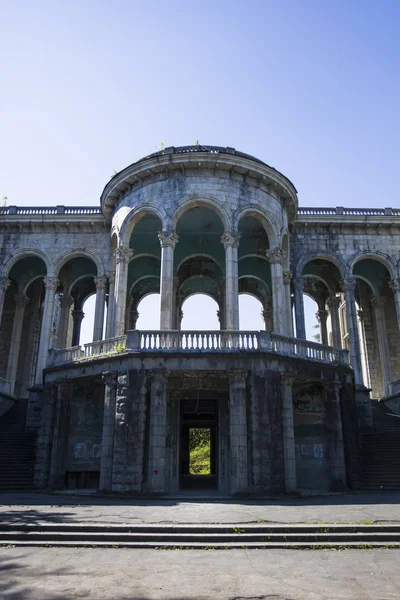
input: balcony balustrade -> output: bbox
[47,330,349,367]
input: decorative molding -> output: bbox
[316,309,329,324]
[43,277,59,292]
[158,230,179,249]
[221,230,241,249]
[0,277,11,294]
[389,278,400,292]
[102,371,117,390]
[265,247,286,264]
[94,276,108,290]
[340,277,357,294]
[115,247,134,264]
[283,271,293,285]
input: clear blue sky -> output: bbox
[1,1,399,342]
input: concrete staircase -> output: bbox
[0,523,399,548]
[0,399,36,491]
[361,399,400,491]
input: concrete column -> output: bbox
[71,309,84,346]
[340,278,363,385]
[316,309,329,346]
[0,277,11,328]
[158,231,178,330]
[57,295,73,349]
[371,297,393,396]
[389,278,400,332]
[228,370,249,494]
[293,276,306,339]
[281,374,297,492]
[327,295,342,348]
[6,293,29,393]
[114,247,134,336]
[326,381,347,491]
[147,370,168,493]
[93,276,107,341]
[266,247,286,335]
[262,297,273,332]
[357,310,371,390]
[99,371,117,491]
[105,270,115,339]
[130,308,139,330]
[283,271,294,336]
[49,382,71,489]
[221,231,240,330]
[36,276,59,383]
[34,383,57,489]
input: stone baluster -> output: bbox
[71,309,85,347]
[371,297,393,396]
[228,370,249,494]
[6,293,29,393]
[105,270,115,339]
[35,276,60,383]
[389,278,400,333]
[158,231,179,330]
[316,309,329,346]
[93,276,108,341]
[283,271,294,336]
[57,294,73,349]
[114,247,134,337]
[221,231,240,331]
[327,295,342,348]
[281,374,297,492]
[266,247,286,335]
[99,371,117,492]
[340,278,363,386]
[293,276,306,339]
[0,277,11,329]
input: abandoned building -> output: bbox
[1,144,400,495]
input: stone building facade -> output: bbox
[1,144,399,495]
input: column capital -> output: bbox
[389,278,400,292]
[102,370,117,390]
[221,230,241,249]
[94,276,108,290]
[71,309,85,324]
[294,276,304,291]
[265,247,286,264]
[283,271,293,285]
[158,230,179,248]
[43,277,60,291]
[107,270,115,285]
[340,277,357,293]
[115,246,134,264]
[60,294,74,309]
[327,295,341,310]
[316,309,329,324]
[0,277,11,293]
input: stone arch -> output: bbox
[234,206,278,247]
[176,254,223,276]
[349,251,396,278]
[296,251,347,279]
[2,248,53,277]
[54,249,103,276]
[172,194,230,231]
[120,205,167,246]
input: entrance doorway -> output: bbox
[180,399,218,490]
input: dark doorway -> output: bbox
[180,399,218,490]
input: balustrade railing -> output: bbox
[48,331,349,367]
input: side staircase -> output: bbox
[361,399,400,491]
[0,399,37,491]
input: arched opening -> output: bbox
[303,294,320,343]
[79,294,96,346]
[181,295,219,330]
[136,293,161,330]
[239,294,264,330]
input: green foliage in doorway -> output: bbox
[189,428,211,475]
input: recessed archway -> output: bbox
[181,294,219,330]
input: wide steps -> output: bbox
[1,524,400,549]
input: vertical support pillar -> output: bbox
[371,297,393,396]
[114,247,134,337]
[99,371,117,491]
[158,231,178,330]
[266,247,287,335]
[281,374,297,492]
[228,370,249,494]
[293,276,306,339]
[36,276,59,383]
[327,295,342,348]
[389,278,400,332]
[71,309,84,347]
[93,276,107,341]
[6,293,29,394]
[57,295,73,349]
[283,271,294,336]
[105,270,115,339]
[34,383,57,488]
[326,381,347,491]
[316,309,329,346]
[357,310,371,390]
[147,370,168,493]
[49,382,71,489]
[262,297,273,332]
[221,231,240,330]
[0,277,11,328]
